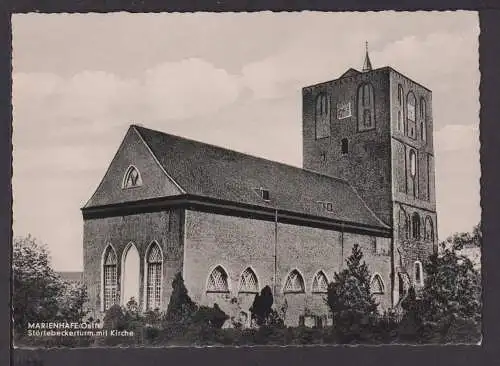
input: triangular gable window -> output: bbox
[123,166,143,189]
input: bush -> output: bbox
[249,285,274,326]
[193,303,229,328]
[164,272,197,325]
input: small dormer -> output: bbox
[254,187,270,202]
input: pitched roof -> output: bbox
[131,125,388,230]
[57,271,83,283]
[339,68,361,79]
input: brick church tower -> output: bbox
[302,44,438,306]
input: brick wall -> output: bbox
[85,126,182,208]
[183,210,392,327]
[302,69,393,225]
[83,209,183,319]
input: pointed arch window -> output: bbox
[315,93,330,139]
[103,246,118,311]
[420,97,427,142]
[398,84,404,106]
[238,267,259,294]
[409,150,417,177]
[207,266,230,293]
[399,209,409,239]
[370,274,385,294]
[146,242,163,310]
[312,271,329,293]
[412,212,421,240]
[121,243,140,306]
[397,84,404,132]
[424,216,434,241]
[123,165,143,189]
[407,92,417,139]
[284,270,305,294]
[357,83,375,131]
[414,261,424,285]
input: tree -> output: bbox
[326,244,378,339]
[440,222,482,251]
[418,249,481,341]
[249,285,275,326]
[164,272,198,324]
[13,235,88,337]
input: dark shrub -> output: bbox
[102,305,127,330]
[193,303,229,328]
[250,286,274,326]
[164,272,198,325]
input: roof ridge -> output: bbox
[132,124,350,184]
[344,182,391,229]
[132,125,186,194]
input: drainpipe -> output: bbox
[274,208,278,296]
[340,223,344,270]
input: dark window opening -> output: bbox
[363,109,372,127]
[415,262,422,284]
[341,138,348,154]
[261,189,270,201]
[398,84,404,106]
[412,212,421,240]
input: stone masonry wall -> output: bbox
[83,209,183,319]
[302,69,393,225]
[183,210,392,327]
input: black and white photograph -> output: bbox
[12,11,481,347]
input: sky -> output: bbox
[11,11,480,271]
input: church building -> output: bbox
[82,49,438,327]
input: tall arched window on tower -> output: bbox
[409,149,418,198]
[315,93,330,139]
[420,97,427,142]
[397,84,404,132]
[399,208,409,239]
[102,245,118,311]
[145,242,163,310]
[424,216,434,241]
[407,92,417,139]
[357,83,375,131]
[414,261,424,286]
[412,212,421,240]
